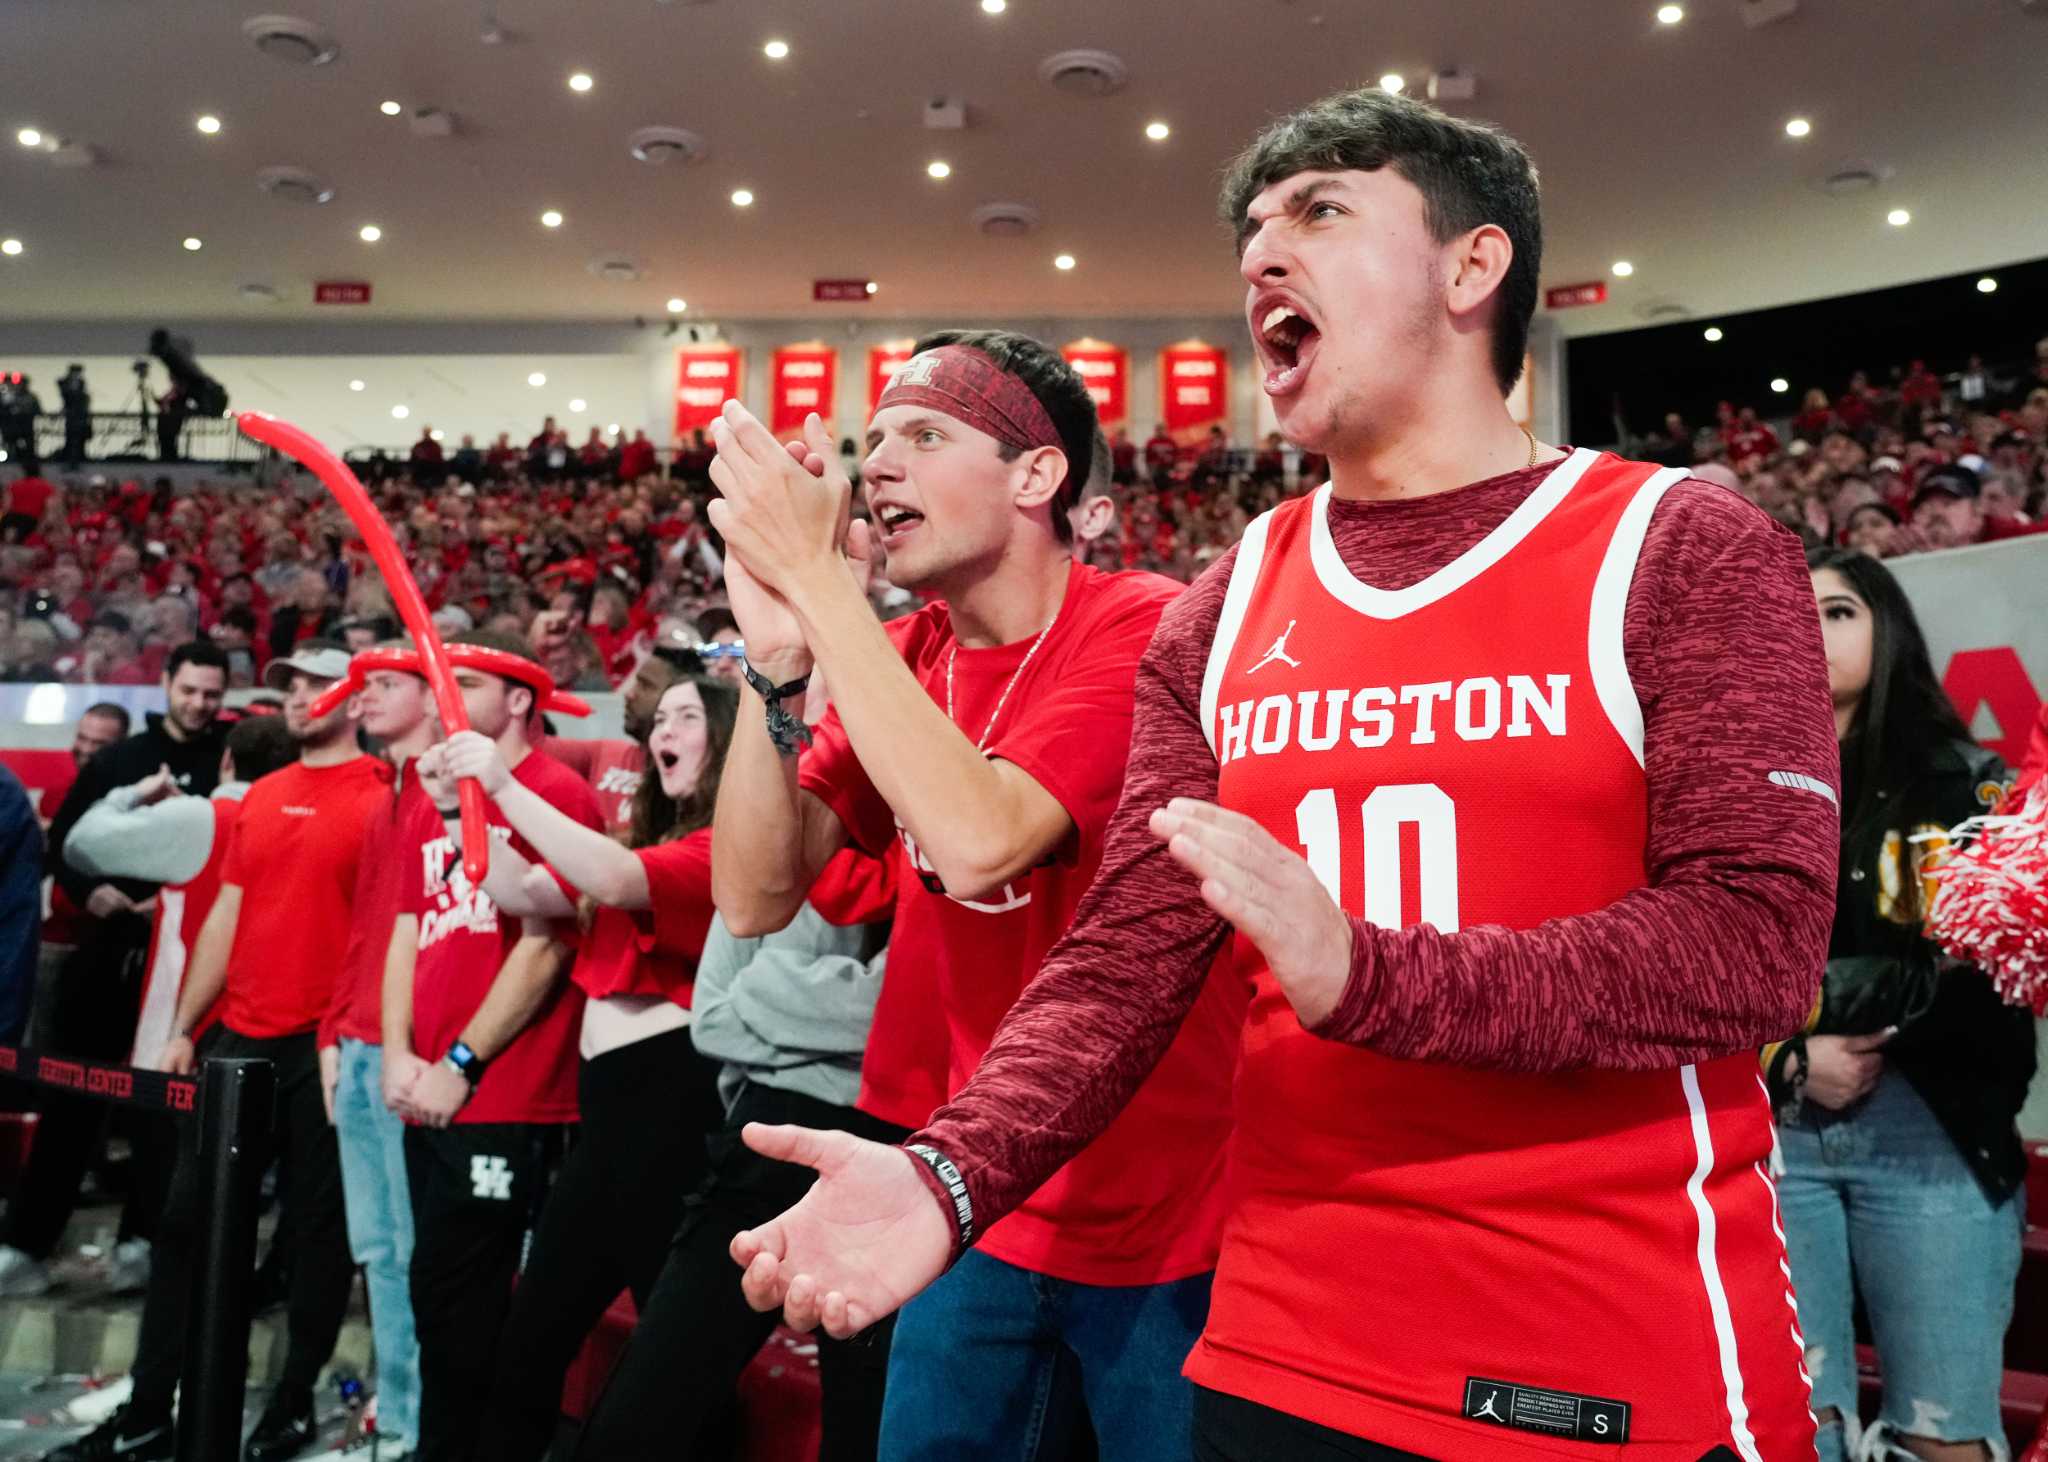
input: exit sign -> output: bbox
[314,281,373,305]
[813,279,873,302]
[1544,281,1607,310]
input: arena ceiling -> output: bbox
[4,0,2045,335]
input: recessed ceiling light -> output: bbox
[1784,117,1811,138]
[865,281,879,295]
[981,0,1006,12]
[16,128,41,148]
[1886,207,1911,227]
[666,297,686,313]
[1977,276,1999,294]
[763,39,790,59]
[0,239,22,257]
[1053,253,1076,271]
[540,209,564,228]
[1770,377,1790,393]
[1611,259,1634,277]
[528,372,547,387]
[430,429,445,442]
[569,398,587,412]
[379,100,402,117]
[1656,4,1684,22]
[567,71,594,93]
[391,404,410,419]
[927,160,951,179]
[1703,326,1724,342]
[730,188,754,207]
[359,224,382,243]
[1144,120,1171,142]
[182,236,203,251]
[196,115,222,135]
[1379,73,1404,94]
[607,422,620,434]
[349,379,365,391]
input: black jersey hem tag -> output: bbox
[1463,1377,1631,1444]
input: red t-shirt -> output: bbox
[321,766,441,1047]
[540,735,644,832]
[407,749,600,1124]
[7,475,55,521]
[566,828,715,1008]
[799,560,1246,1285]
[220,756,388,1039]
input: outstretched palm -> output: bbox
[730,1124,953,1339]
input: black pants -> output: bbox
[406,1118,567,1462]
[572,1082,910,1462]
[129,1028,354,1427]
[1192,1387,1432,1461]
[3,931,161,1258]
[479,1030,725,1462]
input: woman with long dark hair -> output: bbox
[1769,547,2032,1462]
[424,673,740,1461]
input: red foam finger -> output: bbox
[236,411,490,881]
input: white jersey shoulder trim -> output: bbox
[1587,465,1689,768]
[1305,447,1599,621]
[1199,507,1280,759]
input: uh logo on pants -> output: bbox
[469,1154,513,1201]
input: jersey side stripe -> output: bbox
[1200,506,1278,759]
[1680,1062,1766,1462]
[1587,466,1688,767]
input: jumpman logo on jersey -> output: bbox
[1247,619,1301,674]
[1473,1390,1506,1423]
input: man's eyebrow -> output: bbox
[1237,178,1345,247]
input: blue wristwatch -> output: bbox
[444,1040,486,1087]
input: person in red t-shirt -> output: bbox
[316,645,445,1458]
[723,90,1837,1462]
[707,332,1244,1458]
[63,642,387,1462]
[382,631,602,1462]
[539,650,682,831]
[432,673,736,1460]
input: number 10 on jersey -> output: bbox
[1295,785,1461,932]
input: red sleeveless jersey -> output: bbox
[131,797,237,1066]
[1191,451,1814,1460]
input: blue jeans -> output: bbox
[878,1248,1211,1462]
[1777,1071,2022,1461]
[333,1038,421,1449]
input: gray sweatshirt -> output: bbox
[65,781,250,884]
[688,903,885,1111]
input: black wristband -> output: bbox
[905,1143,973,1250]
[1769,1036,1809,1120]
[742,658,814,756]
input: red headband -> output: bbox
[306,644,592,720]
[874,345,1061,456]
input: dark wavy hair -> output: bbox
[1806,546,1972,846]
[626,672,738,851]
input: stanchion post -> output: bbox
[176,1056,275,1462]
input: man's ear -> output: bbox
[1069,493,1118,544]
[1011,445,1071,516]
[509,683,536,723]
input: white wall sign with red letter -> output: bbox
[674,345,744,437]
[1160,340,1228,445]
[1062,338,1129,430]
[770,343,839,436]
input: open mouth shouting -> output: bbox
[1251,290,1323,398]
[872,501,926,548]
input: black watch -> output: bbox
[444,1040,486,1087]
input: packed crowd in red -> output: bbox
[1,334,2042,691]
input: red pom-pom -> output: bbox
[1925,782,2048,1013]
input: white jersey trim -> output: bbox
[1587,466,1688,768]
[1680,1062,1766,1462]
[1304,447,1599,621]
[1200,506,1279,759]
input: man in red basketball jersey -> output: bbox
[727,89,1841,1462]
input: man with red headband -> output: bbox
[386,629,601,1462]
[316,644,445,1461]
[721,90,1838,1462]
[707,330,1246,1457]
[53,643,388,1462]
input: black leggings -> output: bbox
[478,1028,725,1462]
[572,1082,910,1462]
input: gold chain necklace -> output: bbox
[946,609,1059,754]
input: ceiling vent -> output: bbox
[409,108,459,139]
[627,126,708,165]
[256,166,335,205]
[238,283,282,304]
[1634,300,1691,323]
[47,139,99,169]
[1739,0,1799,27]
[588,255,646,283]
[1817,158,1892,195]
[972,202,1041,238]
[242,15,340,66]
[1037,50,1128,97]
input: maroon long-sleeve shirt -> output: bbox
[912,458,1840,1250]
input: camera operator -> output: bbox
[58,364,90,470]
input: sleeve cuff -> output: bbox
[1305,914,1379,1045]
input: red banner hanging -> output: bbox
[674,345,745,438]
[1062,339,1129,429]
[770,343,839,437]
[1160,340,1228,445]
[868,340,919,417]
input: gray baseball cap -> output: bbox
[262,641,354,691]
